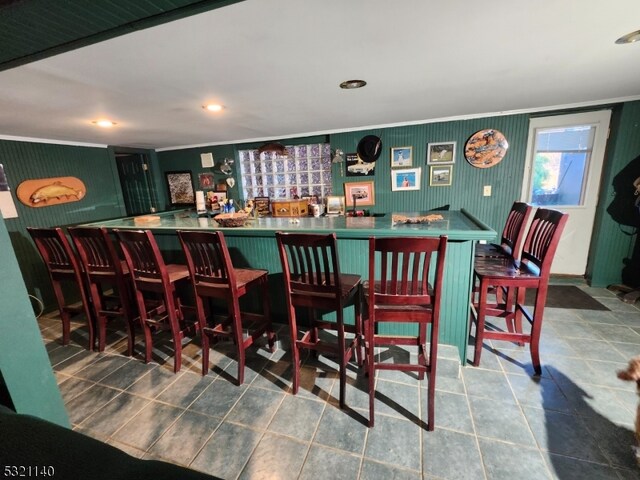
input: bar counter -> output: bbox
[86,209,496,363]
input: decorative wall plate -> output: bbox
[16,176,86,207]
[464,129,508,168]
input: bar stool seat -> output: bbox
[475,201,533,259]
[470,208,568,375]
[115,228,197,373]
[28,227,94,350]
[178,230,275,385]
[69,226,137,355]
[276,232,363,409]
[364,235,447,430]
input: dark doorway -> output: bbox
[115,151,157,216]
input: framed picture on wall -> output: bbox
[346,153,375,176]
[427,142,456,164]
[198,173,214,189]
[391,146,413,168]
[344,181,375,206]
[326,196,345,215]
[391,168,421,191]
[165,171,195,205]
[429,165,453,186]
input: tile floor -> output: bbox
[41,282,640,480]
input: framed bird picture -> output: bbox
[427,142,456,165]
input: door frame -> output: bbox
[520,109,612,275]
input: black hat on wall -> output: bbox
[357,135,382,162]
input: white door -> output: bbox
[520,110,611,275]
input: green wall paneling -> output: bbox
[156,135,329,209]
[0,214,69,427]
[0,139,127,309]
[589,101,640,287]
[329,114,530,236]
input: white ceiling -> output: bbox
[0,0,639,151]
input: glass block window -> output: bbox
[239,143,332,200]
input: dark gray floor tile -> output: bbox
[616,466,640,480]
[469,396,536,446]
[522,406,608,463]
[74,354,132,382]
[313,405,368,454]
[250,359,293,392]
[99,359,157,390]
[147,410,220,465]
[155,370,214,408]
[609,311,640,327]
[598,298,640,313]
[52,348,99,374]
[294,365,337,402]
[572,309,620,325]
[239,433,308,480]
[478,437,552,479]
[268,394,325,441]
[611,342,640,359]
[570,339,627,362]
[189,377,247,418]
[433,373,466,394]
[359,460,421,480]
[364,414,421,470]
[462,367,516,403]
[125,365,181,398]
[111,402,184,450]
[422,428,484,480]
[581,413,638,469]
[48,344,86,367]
[506,373,573,413]
[546,320,604,341]
[80,392,150,436]
[190,422,262,479]
[299,444,361,480]
[372,379,420,421]
[466,342,503,371]
[226,386,284,429]
[588,323,640,344]
[544,452,621,479]
[587,359,635,390]
[58,376,95,403]
[65,384,122,425]
[431,390,474,433]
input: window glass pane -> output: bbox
[239,143,332,202]
[529,125,594,207]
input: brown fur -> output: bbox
[617,356,640,464]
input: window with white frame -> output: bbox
[239,143,333,200]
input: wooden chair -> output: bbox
[275,232,363,409]
[177,230,275,385]
[475,201,534,259]
[69,226,136,356]
[27,227,94,349]
[365,235,447,430]
[470,208,568,375]
[114,229,196,373]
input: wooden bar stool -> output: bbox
[177,230,275,385]
[69,226,136,356]
[275,232,363,409]
[114,229,197,373]
[475,201,534,259]
[470,208,568,375]
[27,227,95,350]
[365,235,447,430]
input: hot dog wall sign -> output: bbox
[16,177,86,207]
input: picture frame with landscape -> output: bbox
[427,142,456,164]
[430,165,453,186]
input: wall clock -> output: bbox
[464,129,508,168]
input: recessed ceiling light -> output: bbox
[92,119,116,128]
[615,29,640,44]
[340,79,367,90]
[203,104,225,112]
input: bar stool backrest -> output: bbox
[115,229,168,288]
[520,208,569,277]
[177,230,237,294]
[500,201,534,258]
[276,232,343,304]
[69,227,124,277]
[28,227,79,276]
